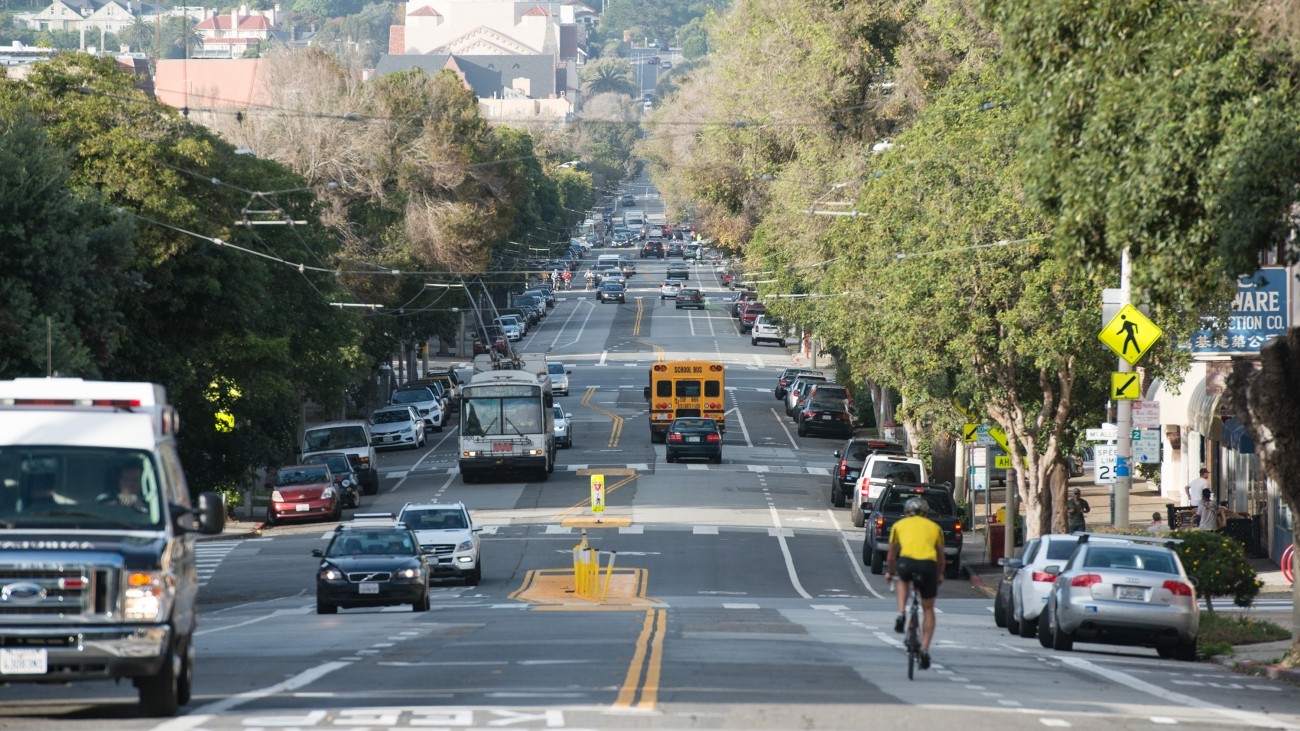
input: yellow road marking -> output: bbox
[614,608,668,709]
[633,297,644,336]
[576,468,636,476]
[509,568,657,608]
[562,516,633,528]
[582,385,624,447]
[552,472,637,521]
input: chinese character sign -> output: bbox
[1191,268,1289,356]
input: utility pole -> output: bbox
[1114,247,1133,527]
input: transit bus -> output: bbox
[458,367,554,483]
[644,360,726,443]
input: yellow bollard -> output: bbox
[600,550,617,602]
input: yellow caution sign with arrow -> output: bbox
[1111,372,1140,400]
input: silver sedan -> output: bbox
[1038,535,1198,660]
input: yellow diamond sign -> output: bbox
[1099,304,1162,366]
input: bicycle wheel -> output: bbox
[906,631,915,680]
[905,609,919,680]
[1282,544,1294,585]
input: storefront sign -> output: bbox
[1191,268,1289,356]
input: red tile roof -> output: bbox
[523,5,551,16]
[194,14,275,31]
[408,5,440,16]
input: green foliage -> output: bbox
[1198,612,1290,657]
[1169,529,1262,610]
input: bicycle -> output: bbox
[1282,543,1294,584]
[890,576,924,680]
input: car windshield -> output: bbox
[306,455,351,474]
[548,364,565,375]
[1082,547,1178,573]
[402,509,467,530]
[328,530,418,557]
[553,406,565,420]
[277,467,330,486]
[1045,539,1081,560]
[304,426,367,452]
[0,447,165,529]
[392,389,433,405]
[372,409,412,425]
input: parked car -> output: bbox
[795,400,854,439]
[1037,534,1198,661]
[312,517,430,613]
[553,405,572,448]
[829,437,906,508]
[850,454,928,527]
[664,417,723,464]
[997,534,1084,637]
[739,302,766,333]
[675,288,705,310]
[301,420,379,495]
[751,315,785,346]
[803,383,854,417]
[302,452,362,509]
[397,502,483,586]
[776,368,822,400]
[730,289,758,317]
[369,405,427,450]
[862,482,963,579]
[784,375,829,416]
[266,464,342,526]
[597,281,626,303]
[494,318,522,341]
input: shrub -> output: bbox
[1169,529,1261,610]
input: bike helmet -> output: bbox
[903,497,927,516]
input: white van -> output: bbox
[850,454,928,527]
[301,420,379,495]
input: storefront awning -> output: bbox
[1187,376,1223,441]
[1221,418,1256,454]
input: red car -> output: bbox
[739,302,766,334]
[266,464,342,526]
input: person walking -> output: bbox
[1196,487,1222,531]
[1185,468,1209,507]
[1066,488,1090,533]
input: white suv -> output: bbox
[750,315,786,347]
[397,502,482,585]
[851,454,927,527]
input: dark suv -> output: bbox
[641,239,665,259]
[829,437,905,508]
[862,482,963,579]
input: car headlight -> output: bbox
[321,487,334,500]
[456,540,475,552]
[319,566,342,581]
[396,567,421,580]
[270,490,284,502]
[124,571,166,621]
[341,479,353,488]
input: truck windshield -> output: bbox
[0,447,163,529]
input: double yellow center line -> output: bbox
[614,608,667,709]
[582,385,623,447]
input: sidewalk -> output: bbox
[961,477,1297,680]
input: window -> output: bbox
[705,380,721,398]
[676,380,701,398]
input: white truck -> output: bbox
[623,209,646,229]
[0,378,226,716]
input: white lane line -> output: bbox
[723,603,760,609]
[769,504,811,600]
[387,428,459,494]
[1057,656,1299,729]
[1039,719,1070,727]
[552,298,597,350]
[727,392,753,447]
[772,408,798,449]
[598,350,608,366]
[693,525,719,535]
[832,508,885,599]
[148,661,351,731]
[196,605,311,636]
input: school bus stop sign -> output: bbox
[1099,304,1162,366]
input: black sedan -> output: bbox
[675,288,705,310]
[313,523,431,614]
[665,417,722,463]
[597,282,626,303]
[796,400,854,438]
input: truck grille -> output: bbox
[0,566,117,618]
[421,544,455,558]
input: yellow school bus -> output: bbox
[644,360,726,442]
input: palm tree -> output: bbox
[582,60,638,97]
[161,15,203,59]
[119,16,154,55]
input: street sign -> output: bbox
[590,474,605,514]
[986,425,1011,455]
[1111,372,1140,400]
[974,425,998,448]
[1131,428,1161,463]
[994,455,1012,469]
[1099,304,1163,365]
[1094,445,1118,484]
[1132,400,1161,429]
[962,423,979,443]
[1086,424,1118,442]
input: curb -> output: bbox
[196,524,263,542]
[966,568,995,598]
[1213,655,1300,686]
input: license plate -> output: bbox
[821,414,831,420]
[687,436,700,443]
[359,582,379,594]
[1,649,47,675]
[492,442,513,453]
[1118,586,1144,600]
[295,503,310,512]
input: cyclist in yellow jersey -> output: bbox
[885,497,946,669]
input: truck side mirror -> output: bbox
[643,386,651,401]
[195,491,227,535]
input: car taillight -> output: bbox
[667,433,683,443]
[1070,574,1102,588]
[837,412,850,421]
[859,478,871,495]
[1031,571,1056,583]
[1162,580,1194,597]
[874,517,884,532]
[706,434,721,443]
[838,460,847,479]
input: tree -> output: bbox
[118,16,155,55]
[580,58,638,97]
[160,15,202,59]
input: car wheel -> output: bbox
[1037,608,1053,648]
[1175,638,1198,661]
[831,485,846,508]
[418,434,426,447]
[778,340,786,347]
[330,502,343,522]
[870,544,884,575]
[137,636,182,717]
[264,509,276,527]
[944,556,960,580]
[462,471,476,484]
[993,588,1007,628]
[412,585,430,612]
[851,502,864,528]
[316,598,337,615]
[465,563,481,586]
[1005,606,1020,635]
[751,338,758,346]
[1049,606,1073,651]
[434,424,443,433]
[797,424,807,437]
[665,451,674,463]
[712,452,722,464]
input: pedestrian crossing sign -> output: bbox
[1099,304,1162,366]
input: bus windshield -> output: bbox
[462,397,544,437]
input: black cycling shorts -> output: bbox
[897,557,939,600]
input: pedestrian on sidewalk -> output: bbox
[1066,488,1091,532]
[1185,468,1209,507]
[1196,487,1222,532]
[1147,512,1166,535]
